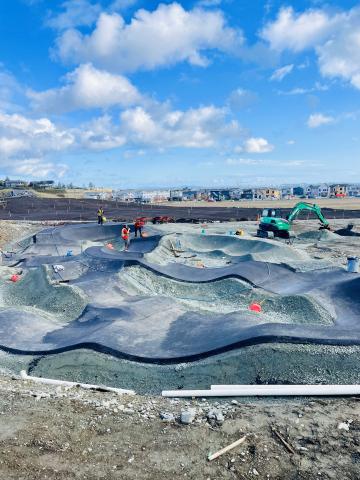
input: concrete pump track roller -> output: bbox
[0,222,359,366]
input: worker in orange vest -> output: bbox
[121,224,131,251]
[134,218,145,238]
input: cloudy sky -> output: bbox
[0,0,359,188]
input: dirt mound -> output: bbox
[146,234,308,267]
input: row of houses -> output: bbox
[110,183,360,203]
[169,184,360,202]
[0,179,56,190]
[111,190,170,203]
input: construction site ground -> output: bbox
[0,218,359,479]
[1,196,360,222]
[0,374,359,480]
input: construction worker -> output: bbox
[121,224,131,251]
[97,207,104,225]
[134,218,145,238]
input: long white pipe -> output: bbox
[162,384,360,397]
[20,370,135,395]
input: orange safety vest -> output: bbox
[121,228,130,240]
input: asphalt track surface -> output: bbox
[2,196,360,222]
[1,222,360,363]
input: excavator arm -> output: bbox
[287,202,329,227]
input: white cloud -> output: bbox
[78,115,126,150]
[270,64,294,81]
[316,8,360,90]
[0,137,26,156]
[307,113,335,128]
[244,137,274,153]
[28,63,141,113]
[261,6,335,52]
[120,104,240,148]
[0,112,75,153]
[262,6,360,91]
[13,158,69,178]
[46,0,101,30]
[278,82,329,95]
[54,2,242,72]
[0,111,75,178]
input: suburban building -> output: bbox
[229,188,243,200]
[112,190,137,202]
[29,180,55,190]
[281,187,294,199]
[348,184,360,197]
[4,179,28,189]
[330,184,348,197]
[138,190,170,203]
[208,189,231,201]
[182,189,201,201]
[253,188,281,200]
[241,189,254,200]
[169,189,184,201]
[84,191,110,200]
[306,184,330,198]
[293,186,305,196]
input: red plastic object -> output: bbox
[249,302,262,313]
[10,274,20,283]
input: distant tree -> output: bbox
[88,182,95,189]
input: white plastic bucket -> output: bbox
[347,257,359,273]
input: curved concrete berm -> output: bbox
[1,222,359,363]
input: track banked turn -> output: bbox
[1,222,359,363]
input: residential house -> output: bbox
[29,180,55,190]
[347,184,360,197]
[330,184,348,197]
[4,179,28,189]
[208,189,231,201]
[229,188,243,200]
[293,186,305,196]
[253,188,281,200]
[169,189,184,201]
[281,187,294,199]
[241,189,254,200]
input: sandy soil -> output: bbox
[0,221,41,250]
[164,198,360,210]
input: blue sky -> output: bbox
[0,0,360,188]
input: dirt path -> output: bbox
[0,375,359,479]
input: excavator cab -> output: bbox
[261,208,282,218]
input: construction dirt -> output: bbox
[0,374,359,480]
[2,196,360,222]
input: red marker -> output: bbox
[249,302,262,313]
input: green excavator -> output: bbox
[257,201,330,239]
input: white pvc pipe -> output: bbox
[162,384,360,397]
[20,370,135,395]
